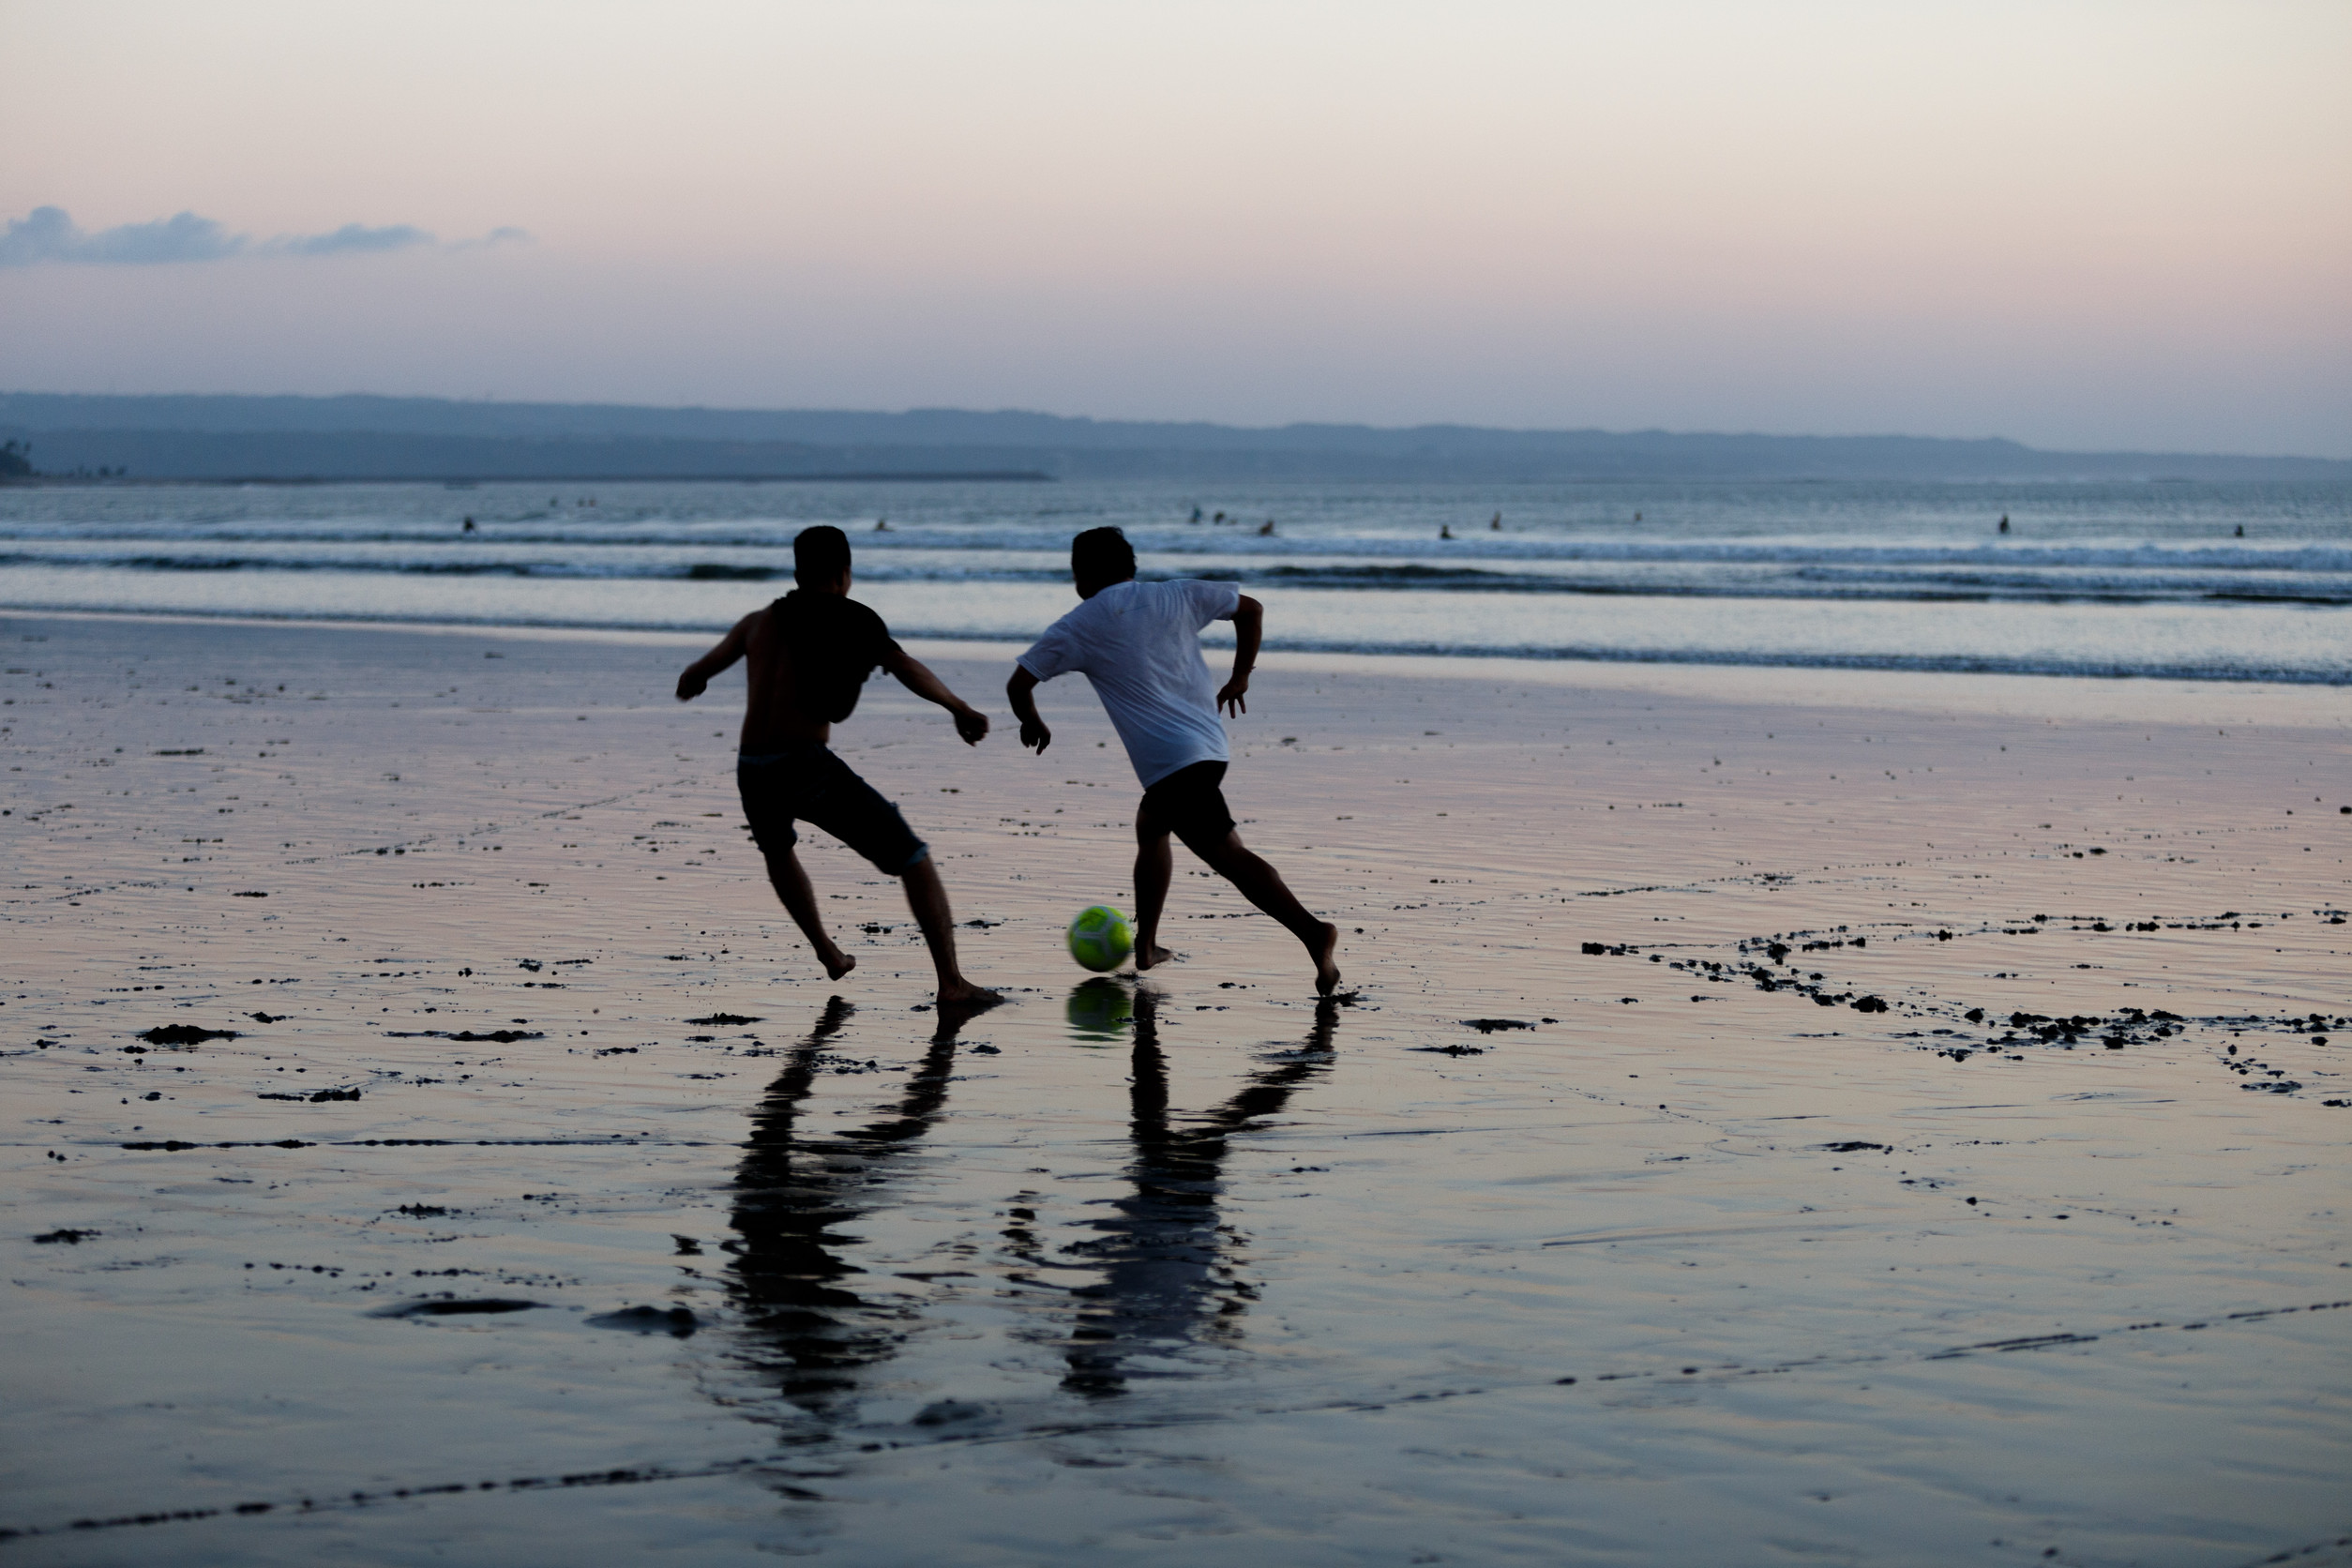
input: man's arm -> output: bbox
[1214,594,1262,716]
[1006,666,1050,754]
[676,613,753,701]
[882,643,989,746]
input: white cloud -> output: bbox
[0,206,526,266]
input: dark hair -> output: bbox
[1071,526,1136,590]
[793,525,852,589]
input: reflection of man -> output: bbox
[725,997,980,1418]
[1062,988,1339,1398]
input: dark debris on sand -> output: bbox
[1578,912,2347,1096]
[138,1024,237,1046]
[369,1297,543,1319]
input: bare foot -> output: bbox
[935,980,1003,1009]
[1308,922,1342,997]
[1133,943,1175,972]
[821,949,857,982]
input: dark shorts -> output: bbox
[1139,760,1237,860]
[737,744,928,877]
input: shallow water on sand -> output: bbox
[3,615,2347,1565]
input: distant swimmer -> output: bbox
[1491,512,1502,531]
[1214,511,1228,524]
[875,518,890,531]
[1634,511,1642,522]
[1440,524,1454,540]
[1999,515,2010,534]
[1190,506,1203,524]
[675,524,1001,1008]
[462,517,475,533]
[1259,519,1277,536]
[2236,524,2245,537]
[1008,526,1342,996]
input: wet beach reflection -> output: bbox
[720,986,1341,1439]
[1060,988,1339,1397]
[723,995,978,1423]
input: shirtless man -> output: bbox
[1005,526,1341,996]
[676,525,999,1007]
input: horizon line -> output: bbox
[1,387,2344,466]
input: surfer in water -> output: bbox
[675,525,1000,1008]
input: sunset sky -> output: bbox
[6,0,2347,454]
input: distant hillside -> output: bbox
[3,392,2344,482]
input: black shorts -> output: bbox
[1139,760,1237,859]
[737,744,928,877]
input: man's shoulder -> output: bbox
[1044,593,1109,631]
[789,592,889,638]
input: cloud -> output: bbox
[259,222,434,258]
[0,205,243,265]
[451,226,534,251]
[0,206,525,267]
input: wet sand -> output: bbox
[3,611,2347,1566]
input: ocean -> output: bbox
[2,476,2345,682]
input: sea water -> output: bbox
[1,476,2344,682]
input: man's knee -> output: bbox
[1193,829,1247,869]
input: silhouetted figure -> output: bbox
[1061,988,1339,1397]
[1190,506,1203,524]
[1999,515,2010,534]
[1490,512,1501,531]
[1008,527,1341,996]
[874,518,890,531]
[1440,524,1454,540]
[462,517,475,533]
[677,525,1000,1005]
[2235,524,2245,537]
[1258,519,1277,536]
[725,997,989,1421]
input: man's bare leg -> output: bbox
[764,848,855,981]
[1199,831,1342,996]
[899,852,1002,1007]
[1132,811,1176,971]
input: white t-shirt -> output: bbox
[1017,579,1243,788]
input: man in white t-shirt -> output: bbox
[1007,527,1341,995]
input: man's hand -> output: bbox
[677,614,751,702]
[953,706,990,746]
[1006,666,1050,755]
[1219,596,1262,719]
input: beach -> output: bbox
[4,610,2346,1565]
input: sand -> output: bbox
[3,611,2347,1566]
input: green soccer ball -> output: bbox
[1066,904,1135,972]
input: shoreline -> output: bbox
[7,605,2349,707]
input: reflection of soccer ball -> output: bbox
[1064,977,1134,1040]
[1066,904,1134,972]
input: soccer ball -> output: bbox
[1066,904,1135,972]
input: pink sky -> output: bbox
[5,0,2347,455]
